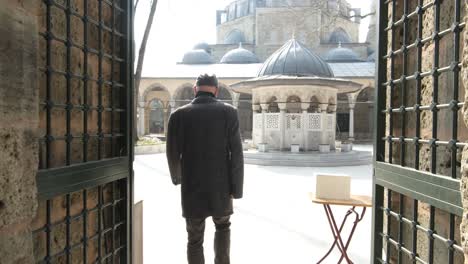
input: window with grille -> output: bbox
[33,0,133,263]
[373,0,466,263]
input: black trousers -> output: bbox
[185,216,231,264]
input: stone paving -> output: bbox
[134,146,373,264]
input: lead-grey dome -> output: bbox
[220,44,259,64]
[224,29,246,44]
[325,46,363,62]
[193,42,211,54]
[181,49,214,64]
[257,39,334,77]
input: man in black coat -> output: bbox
[166,74,244,264]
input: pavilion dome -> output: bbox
[257,38,334,77]
[325,45,363,62]
[181,49,214,64]
[193,42,211,54]
[220,43,259,64]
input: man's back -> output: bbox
[166,92,244,218]
[166,74,244,264]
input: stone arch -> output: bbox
[238,92,253,138]
[267,96,279,113]
[328,27,352,44]
[355,86,374,140]
[147,98,165,134]
[173,83,195,108]
[218,83,233,104]
[308,96,320,113]
[286,95,301,113]
[142,83,170,102]
[357,86,374,102]
[224,29,245,44]
[141,84,171,135]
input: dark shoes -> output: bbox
[186,216,231,264]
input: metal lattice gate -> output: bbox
[373,0,466,263]
[33,0,134,263]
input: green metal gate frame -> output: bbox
[34,0,134,262]
[372,0,465,263]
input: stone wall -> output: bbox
[0,1,40,263]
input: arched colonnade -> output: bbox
[138,82,243,136]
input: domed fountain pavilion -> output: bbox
[231,39,371,166]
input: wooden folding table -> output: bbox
[309,193,372,264]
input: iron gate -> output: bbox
[373,0,466,263]
[33,0,134,263]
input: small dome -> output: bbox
[193,42,211,54]
[181,49,214,64]
[367,52,376,62]
[220,44,259,64]
[258,38,334,77]
[325,46,363,62]
[224,29,246,44]
[328,29,352,43]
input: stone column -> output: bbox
[138,102,146,137]
[329,105,338,150]
[319,104,329,145]
[260,103,269,144]
[278,103,287,150]
[301,103,309,151]
[163,106,169,136]
[0,1,39,263]
[169,99,176,114]
[232,92,240,108]
[347,93,357,141]
[252,104,261,146]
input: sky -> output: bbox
[134,0,373,72]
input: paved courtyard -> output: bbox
[134,146,373,264]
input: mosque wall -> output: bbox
[251,44,283,62]
[319,15,359,44]
[216,15,256,45]
[255,8,322,48]
[213,6,367,70]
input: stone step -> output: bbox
[243,150,372,167]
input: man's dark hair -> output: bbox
[196,74,218,88]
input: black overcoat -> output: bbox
[166,93,244,219]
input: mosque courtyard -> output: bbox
[134,145,373,264]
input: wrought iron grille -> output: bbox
[38,0,128,168]
[32,181,128,263]
[373,0,466,263]
[34,0,133,263]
